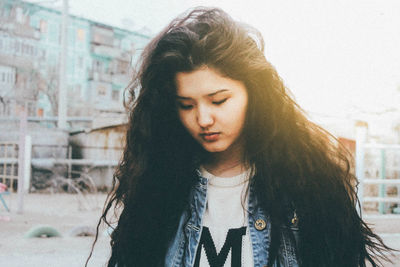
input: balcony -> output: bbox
[111,73,130,86]
[91,26,114,47]
[88,70,112,83]
[91,44,121,58]
[0,19,40,40]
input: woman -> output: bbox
[88,7,392,267]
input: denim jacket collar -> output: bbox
[164,171,298,267]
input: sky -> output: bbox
[30,0,400,130]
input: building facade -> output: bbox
[0,0,150,126]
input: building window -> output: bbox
[77,29,85,41]
[93,60,103,72]
[41,49,46,60]
[112,90,119,101]
[27,102,36,117]
[75,84,81,96]
[92,26,114,46]
[15,41,20,53]
[78,56,83,68]
[37,108,44,117]
[116,60,129,74]
[16,7,25,24]
[97,85,107,96]
[40,20,47,33]
[113,39,120,48]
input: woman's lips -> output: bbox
[200,132,220,142]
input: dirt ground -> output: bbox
[0,193,399,267]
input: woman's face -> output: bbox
[175,66,248,154]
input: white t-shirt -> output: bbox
[195,166,254,267]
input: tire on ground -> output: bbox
[24,225,62,238]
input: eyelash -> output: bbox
[212,98,227,105]
[177,98,228,110]
[178,103,193,110]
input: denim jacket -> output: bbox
[164,172,299,267]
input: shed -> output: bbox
[69,123,127,189]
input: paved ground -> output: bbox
[363,216,400,267]
[0,193,110,267]
[0,193,399,267]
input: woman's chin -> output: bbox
[201,142,231,153]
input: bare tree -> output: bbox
[37,65,59,116]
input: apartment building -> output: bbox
[0,0,150,125]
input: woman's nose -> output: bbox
[197,106,214,128]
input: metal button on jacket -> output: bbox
[254,218,266,231]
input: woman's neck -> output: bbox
[202,141,247,178]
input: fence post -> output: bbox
[24,135,32,193]
[355,121,368,216]
[379,149,386,214]
[68,145,72,179]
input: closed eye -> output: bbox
[177,103,193,110]
[212,98,228,105]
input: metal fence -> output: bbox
[0,141,122,192]
[0,142,19,191]
[356,142,400,217]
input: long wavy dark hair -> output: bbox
[87,7,393,267]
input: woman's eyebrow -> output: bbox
[208,89,229,97]
[176,95,192,100]
[176,89,229,99]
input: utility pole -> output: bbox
[57,0,68,129]
[17,109,27,214]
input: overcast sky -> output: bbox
[30,0,400,123]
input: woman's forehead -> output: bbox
[175,67,245,98]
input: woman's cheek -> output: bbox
[180,113,195,135]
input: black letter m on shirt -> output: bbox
[194,226,246,267]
